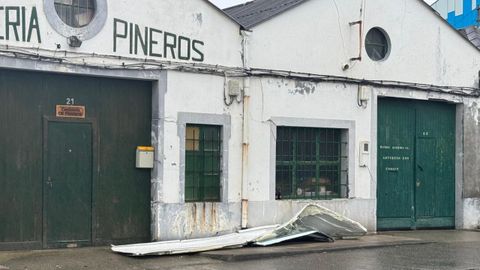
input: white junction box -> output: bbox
[136,146,155,169]
[358,86,370,102]
[228,79,241,97]
[359,141,370,167]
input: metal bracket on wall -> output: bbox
[349,20,363,62]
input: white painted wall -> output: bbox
[1,0,479,239]
[163,71,244,204]
[245,79,372,200]
[247,0,480,88]
[153,70,245,240]
[0,0,243,67]
[240,0,480,231]
[241,78,377,230]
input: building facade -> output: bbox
[432,0,480,29]
[0,0,479,250]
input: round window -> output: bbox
[365,28,390,61]
[54,0,96,28]
[45,0,107,40]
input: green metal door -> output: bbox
[377,98,455,230]
[45,121,93,248]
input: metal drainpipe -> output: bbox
[241,30,251,229]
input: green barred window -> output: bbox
[276,127,347,200]
[185,125,222,202]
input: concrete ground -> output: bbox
[0,230,479,270]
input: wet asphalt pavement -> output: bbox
[0,230,479,270]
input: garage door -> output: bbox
[0,69,152,249]
[377,98,456,230]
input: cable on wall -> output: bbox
[0,44,479,97]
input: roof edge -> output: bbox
[246,0,311,29]
[202,0,248,29]
[223,1,254,12]
[224,0,311,29]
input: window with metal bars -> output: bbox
[275,127,348,200]
[185,125,222,202]
[54,0,96,28]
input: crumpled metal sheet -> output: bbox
[254,204,368,246]
[111,204,367,256]
[111,225,277,256]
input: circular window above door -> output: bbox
[365,27,391,61]
[44,0,107,40]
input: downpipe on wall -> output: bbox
[241,30,251,229]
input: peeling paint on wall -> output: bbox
[288,81,317,95]
[154,202,241,241]
[464,198,480,229]
[468,101,480,125]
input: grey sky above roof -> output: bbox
[223,0,309,29]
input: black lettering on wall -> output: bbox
[178,36,191,61]
[111,18,205,62]
[6,7,20,41]
[192,40,204,62]
[149,28,162,58]
[27,7,40,43]
[163,32,177,59]
[134,25,148,55]
[113,18,128,52]
[21,6,26,42]
[0,7,4,40]
[129,23,133,54]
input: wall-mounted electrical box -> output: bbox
[228,79,241,97]
[359,141,370,167]
[358,86,370,102]
[136,146,155,169]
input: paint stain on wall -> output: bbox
[193,13,203,26]
[468,101,480,125]
[289,81,317,95]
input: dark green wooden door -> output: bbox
[0,69,151,249]
[377,99,416,229]
[415,138,437,219]
[45,121,93,247]
[377,98,455,230]
[414,101,456,228]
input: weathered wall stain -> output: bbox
[155,202,241,241]
[463,101,480,198]
[463,198,480,229]
[193,13,203,26]
[288,81,317,95]
[468,101,480,126]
